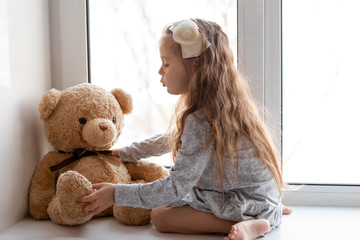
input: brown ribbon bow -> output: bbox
[50,148,113,172]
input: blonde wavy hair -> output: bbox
[162,19,284,194]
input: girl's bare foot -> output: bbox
[282,205,292,215]
[224,219,270,240]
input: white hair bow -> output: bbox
[169,19,211,58]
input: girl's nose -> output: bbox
[158,66,164,76]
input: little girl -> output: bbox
[79,18,288,240]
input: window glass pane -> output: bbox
[283,0,360,184]
[89,0,237,166]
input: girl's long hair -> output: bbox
[164,19,284,194]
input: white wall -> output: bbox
[0,0,52,232]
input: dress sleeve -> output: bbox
[115,134,171,163]
[114,114,211,209]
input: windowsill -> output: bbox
[1,206,359,239]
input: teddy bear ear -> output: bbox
[38,88,62,120]
[111,88,133,114]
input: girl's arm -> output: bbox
[114,114,211,208]
[112,134,171,162]
[80,113,211,212]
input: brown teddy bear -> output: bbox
[29,83,169,226]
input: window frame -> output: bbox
[50,0,360,207]
[49,0,88,90]
[259,0,360,206]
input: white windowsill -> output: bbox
[283,185,360,207]
[1,206,359,240]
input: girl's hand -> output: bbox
[78,183,116,215]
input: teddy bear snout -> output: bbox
[99,122,109,131]
[82,119,117,148]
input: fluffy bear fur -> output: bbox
[29,83,169,226]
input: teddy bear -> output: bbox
[29,83,169,226]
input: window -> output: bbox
[51,0,360,206]
[282,0,360,185]
[88,0,237,166]
[281,0,360,206]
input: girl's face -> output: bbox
[158,38,194,95]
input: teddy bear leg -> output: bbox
[47,170,94,225]
[113,204,151,226]
[47,197,63,225]
[125,162,169,182]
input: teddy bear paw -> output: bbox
[113,204,151,226]
[47,170,94,225]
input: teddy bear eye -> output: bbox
[112,117,116,124]
[79,117,87,125]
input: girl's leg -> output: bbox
[151,205,270,239]
[151,205,233,234]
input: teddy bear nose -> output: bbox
[99,123,109,131]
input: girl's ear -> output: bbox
[38,88,62,120]
[193,57,200,69]
[111,88,133,114]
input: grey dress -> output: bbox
[115,110,282,227]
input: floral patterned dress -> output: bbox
[115,110,282,227]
